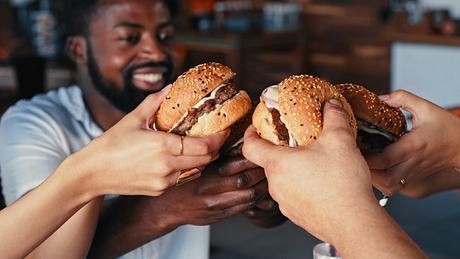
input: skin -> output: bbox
[366,90,460,196]
[243,100,427,258]
[0,89,227,259]
[20,1,283,258]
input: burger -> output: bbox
[335,83,407,153]
[155,62,253,184]
[155,62,252,137]
[253,75,357,147]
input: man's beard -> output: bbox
[86,45,174,113]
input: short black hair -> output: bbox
[61,0,179,38]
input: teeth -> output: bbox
[134,73,163,84]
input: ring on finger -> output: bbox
[400,177,407,187]
[176,167,203,186]
[178,135,184,156]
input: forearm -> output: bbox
[246,215,287,228]
[87,195,177,258]
[26,198,104,259]
[333,201,426,259]
[0,158,98,258]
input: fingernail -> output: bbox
[378,95,389,101]
[328,99,342,107]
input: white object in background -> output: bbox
[313,243,342,259]
[391,42,460,109]
[419,0,460,18]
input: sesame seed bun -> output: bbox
[155,62,252,136]
[253,75,357,147]
[253,99,285,145]
[335,83,407,153]
[187,91,252,136]
[335,84,406,137]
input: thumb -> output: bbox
[322,99,355,140]
[134,84,172,118]
[242,126,286,168]
[378,89,431,117]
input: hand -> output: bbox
[243,100,376,243]
[149,158,269,228]
[366,90,460,196]
[399,167,460,198]
[69,85,228,197]
[217,156,286,228]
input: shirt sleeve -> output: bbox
[0,105,67,205]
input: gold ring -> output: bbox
[400,178,407,186]
[179,136,184,156]
[175,167,203,186]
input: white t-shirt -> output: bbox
[0,86,209,259]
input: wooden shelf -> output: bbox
[383,31,460,47]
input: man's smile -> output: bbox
[131,66,168,92]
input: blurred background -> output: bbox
[1,0,460,258]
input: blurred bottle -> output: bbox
[263,2,302,32]
[30,0,58,58]
[214,1,256,32]
[190,0,215,31]
[9,0,54,99]
[404,0,424,25]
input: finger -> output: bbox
[204,189,258,211]
[198,167,266,194]
[213,203,256,223]
[217,155,259,176]
[205,180,267,211]
[379,90,430,118]
[242,126,287,167]
[173,151,220,171]
[365,133,416,170]
[182,130,231,156]
[370,169,391,195]
[370,160,414,196]
[322,100,355,144]
[254,194,276,210]
[241,200,282,220]
[135,84,172,119]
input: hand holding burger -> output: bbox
[365,90,460,196]
[155,62,252,184]
[253,75,356,147]
[243,75,426,258]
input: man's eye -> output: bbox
[158,33,174,43]
[120,35,140,44]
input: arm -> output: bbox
[0,157,100,259]
[87,160,270,258]
[243,100,426,258]
[330,197,424,258]
[0,89,224,259]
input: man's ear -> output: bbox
[66,36,88,65]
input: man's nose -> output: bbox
[138,35,167,61]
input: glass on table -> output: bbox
[313,242,342,259]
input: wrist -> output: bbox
[138,197,180,235]
[53,152,100,204]
[331,199,424,258]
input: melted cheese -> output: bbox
[357,120,397,142]
[261,85,297,147]
[168,83,228,133]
